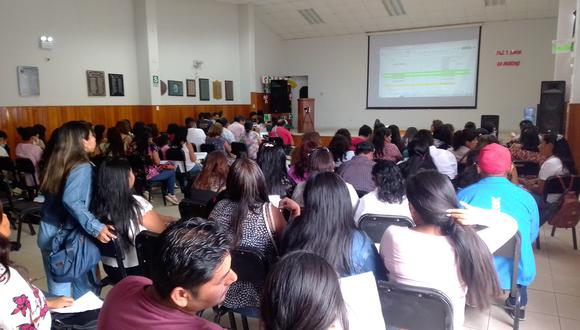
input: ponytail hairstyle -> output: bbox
[406,170,500,308]
[372,127,391,159]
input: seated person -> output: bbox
[509,127,547,164]
[381,171,517,329]
[354,160,412,225]
[91,159,175,280]
[338,141,376,194]
[97,218,237,329]
[283,172,386,280]
[351,125,372,148]
[0,204,74,329]
[268,119,294,147]
[372,127,402,162]
[261,251,348,330]
[292,148,359,208]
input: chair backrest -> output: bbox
[178,196,214,219]
[377,280,454,330]
[493,232,521,294]
[135,230,161,279]
[543,175,580,200]
[355,189,369,198]
[231,246,269,285]
[200,143,216,153]
[15,158,39,187]
[0,157,16,172]
[97,238,127,280]
[513,160,540,177]
[358,214,414,243]
[230,142,247,158]
[165,147,187,173]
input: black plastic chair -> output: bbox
[200,143,216,153]
[493,232,522,330]
[543,175,580,249]
[135,230,161,279]
[377,280,453,330]
[178,191,216,219]
[0,178,42,250]
[513,161,540,178]
[214,246,269,330]
[358,214,414,243]
[15,157,39,199]
[96,238,127,293]
[231,142,248,158]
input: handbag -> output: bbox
[49,227,101,283]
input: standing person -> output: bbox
[241,121,262,160]
[38,121,117,299]
[457,143,539,320]
[185,117,206,151]
[229,116,246,142]
[16,126,43,186]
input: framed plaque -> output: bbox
[86,70,106,96]
[212,80,222,100]
[225,80,234,101]
[168,80,184,96]
[108,73,124,96]
[199,78,210,101]
[186,79,196,97]
[17,66,40,96]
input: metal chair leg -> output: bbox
[573,227,578,250]
[551,226,556,237]
[535,236,540,250]
[228,312,237,330]
[241,315,249,330]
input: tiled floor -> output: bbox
[8,193,580,330]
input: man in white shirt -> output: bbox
[228,116,246,142]
[217,118,236,144]
[185,117,206,151]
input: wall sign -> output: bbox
[496,49,522,67]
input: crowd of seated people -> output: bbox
[2,114,578,330]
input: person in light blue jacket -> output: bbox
[457,143,539,321]
[38,121,117,299]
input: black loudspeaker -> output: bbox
[270,80,290,113]
[299,86,308,98]
[480,115,499,135]
[537,80,566,134]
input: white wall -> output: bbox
[156,0,242,105]
[281,18,557,133]
[254,18,286,92]
[0,0,140,106]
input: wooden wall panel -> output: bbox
[566,103,580,170]
[251,92,270,114]
[0,104,251,156]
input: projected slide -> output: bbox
[367,26,481,108]
[379,40,478,98]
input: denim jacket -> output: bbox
[38,163,104,251]
[346,230,388,281]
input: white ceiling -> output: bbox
[215,0,558,40]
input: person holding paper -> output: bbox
[0,203,74,330]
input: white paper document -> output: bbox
[339,272,385,330]
[51,291,103,314]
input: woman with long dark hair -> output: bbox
[509,127,546,164]
[328,134,354,167]
[209,158,286,315]
[170,126,201,177]
[260,251,349,330]
[354,160,412,224]
[397,139,437,179]
[101,127,125,157]
[288,140,319,184]
[388,124,403,152]
[380,170,517,328]
[91,159,174,280]
[283,172,385,280]
[257,143,295,197]
[192,150,229,192]
[372,127,402,162]
[38,121,117,298]
[290,131,320,167]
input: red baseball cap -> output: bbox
[478,143,512,175]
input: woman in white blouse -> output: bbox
[380,170,517,329]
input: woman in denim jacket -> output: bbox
[281,172,386,280]
[37,121,116,298]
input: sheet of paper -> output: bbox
[339,272,385,330]
[51,291,103,314]
[269,195,281,207]
[195,152,208,161]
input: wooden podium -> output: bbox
[297,98,315,133]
